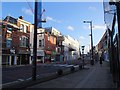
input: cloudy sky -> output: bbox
[2,1,106,53]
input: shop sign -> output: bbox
[6,39,12,48]
[52,51,56,55]
[10,49,15,54]
[37,50,44,56]
[31,50,44,56]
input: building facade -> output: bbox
[30,27,57,63]
[97,30,109,61]
[103,0,120,87]
[1,16,32,65]
[63,35,80,61]
[45,27,64,62]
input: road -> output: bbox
[2,59,87,85]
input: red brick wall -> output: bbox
[44,33,56,51]
[12,30,30,53]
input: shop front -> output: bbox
[51,51,56,62]
[45,50,52,63]
[37,50,44,63]
[2,49,17,66]
[18,50,30,65]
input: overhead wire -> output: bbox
[26,0,34,14]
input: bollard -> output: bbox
[79,65,83,69]
[57,69,63,75]
[70,66,75,72]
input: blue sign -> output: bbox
[37,1,42,29]
[6,39,12,48]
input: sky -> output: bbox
[1,1,106,53]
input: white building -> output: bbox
[63,35,80,61]
[45,27,61,36]
[30,26,80,63]
[30,26,45,64]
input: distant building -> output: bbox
[97,30,108,61]
[63,35,80,61]
[45,27,61,36]
[30,27,57,63]
[45,27,64,62]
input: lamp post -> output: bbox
[32,0,38,81]
[32,0,46,81]
[83,20,94,65]
[81,46,85,68]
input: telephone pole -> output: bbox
[83,21,94,65]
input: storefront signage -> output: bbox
[6,39,12,48]
[10,49,15,54]
[31,50,44,56]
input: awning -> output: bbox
[45,51,52,55]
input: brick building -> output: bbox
[30,28,57,63]
[1,16,32,65]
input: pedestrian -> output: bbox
[100,56,103,66]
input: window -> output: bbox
[26,37,29,47]
[23,37,26,46]
[26,26,29,33]
[48,35,50,41]
[58,47,61,53]
[52,37,54,43]
[20,36,29,47]
[39,40,42,47]
[39,33,42,37]
[39,39,44,47]
[6,33,12,39]
[20,24,24,32]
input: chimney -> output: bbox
[19,16,24,20]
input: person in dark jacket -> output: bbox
[100,53,104,66]
[100,56,103,66]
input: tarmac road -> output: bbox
[2,60,84,85]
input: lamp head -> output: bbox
[83,21,86,23]
[81,46,85,49]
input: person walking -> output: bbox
[100,56,103,66]
[100,52,104,66]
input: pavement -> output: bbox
[27,61,116,88]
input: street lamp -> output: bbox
[83,20,94,65]
[81,46,85,68]
[32,0,46,81]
